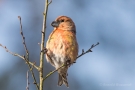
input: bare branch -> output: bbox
[43,63,64,81]
[17,16,39,89]
[48,0,52,5]
[39,0,52,90]
[26,70,29,90]
[76,42,99,59]
[0,44,39,70]
[18,16,29,56]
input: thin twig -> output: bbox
[18,16,29,56]
[48,0,52,5]
[43,64,64,81]
[26,70,29,90]
[0,44,39,69]
[17,16,39,90]
[76,42,99,59]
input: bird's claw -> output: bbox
[41,48,48,54]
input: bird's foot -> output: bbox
[65,60,71,67]
[41,48,48,54]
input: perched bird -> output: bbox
[46,16,78,87]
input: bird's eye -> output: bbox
[61,19,64,22]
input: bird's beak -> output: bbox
[51,21,60,27]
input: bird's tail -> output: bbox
[58,67,69,87]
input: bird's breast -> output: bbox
[46,29,78,67]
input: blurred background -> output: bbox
[0,0,135,90]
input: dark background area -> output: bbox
[0,0,135,90]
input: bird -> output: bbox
[46,16,78,87]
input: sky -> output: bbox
[0,0,135,90]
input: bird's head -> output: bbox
[51,16,76,33]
